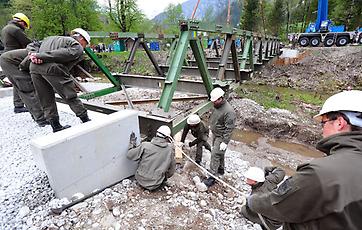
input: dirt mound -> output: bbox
[253,46,362,92]
[228,93,321,145]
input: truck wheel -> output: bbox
[324,37,334,47]
[310,37,320,47]
[359,35,362,45]
[299,37,309,47]
[336,36,349,46]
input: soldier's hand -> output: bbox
[29,53,43,64]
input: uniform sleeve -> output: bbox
[127,144,143,161]
[166,147,176,178]
[36,40,83,64]
[265,167,286,185]
[13,29,31,48]
[248,165,325,223]
[222,110,236,144]
[26,41,41,53]
[180,124,190,143]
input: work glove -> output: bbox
[219,142,227,151]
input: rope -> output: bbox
[172,140,246,197]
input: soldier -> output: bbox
[241,166,285,230]
[1,13,31,113]
[0,49,47,126]
[204,87,236,187]
[248,90,362,229]
[127,125,176,191]
[27,28,91,132]
[180,114,211,164]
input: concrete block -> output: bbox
[0,87,13,98]
[30,110,140,199]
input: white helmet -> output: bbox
[156,125,171,138]
[244,167,265,182]
[314,90,362,122]
[71,28,91,44]
[187,114,201,125]
[210,87,225,102]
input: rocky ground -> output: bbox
[1,45,361,229]
[253,46,362,92]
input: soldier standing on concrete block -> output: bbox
[27,28,91,132]
[204,87,236,187]
[127,125,176,191]
[0,49,48,127]
[247,90,362,229]
[1,13,31,113]
[180,114,211,165]
[241,166,285,230]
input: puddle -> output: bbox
[268,140,324,158]
[232,129,263,145]
[232,129,325,159]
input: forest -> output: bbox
[0,0,361,40]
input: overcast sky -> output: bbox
[98,0,188,19]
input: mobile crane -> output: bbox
[293,0,361,47]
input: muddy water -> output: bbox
[232,129,324,158]
[232,129,325,176]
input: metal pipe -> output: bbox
[191,0,201,19]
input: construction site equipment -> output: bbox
[292,0,361,47]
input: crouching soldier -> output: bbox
[27,28,91,132]
[242,166,285,230]
[0,49,48,126]
[127,125,176,191]
[180,114,211,164]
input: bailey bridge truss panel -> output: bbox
[76,20,280,136]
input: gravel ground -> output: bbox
[0,94,275,230]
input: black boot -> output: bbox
[203,177,216,187]
[50,119,71,133]
[14,106,28,113]
[218,168,225,175]
[79,112,91,123]
[37,119,50,127]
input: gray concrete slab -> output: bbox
[0,87,12,98]
[30,110,140,199]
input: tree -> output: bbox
[163,3,185,35]
[241,0,260,31]
[10,0,101,39]
[201,5,215,24]
[268,0,285,36]
[0,0,11,28]
[107,0,144,32]
[331,0,362,30]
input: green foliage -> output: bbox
[9,0,101,39]
[241,0,260,31]
[94,51,160,76]
[0,0,11,28]
[163,3,185,35]
[268,0,285,36]
[330,0,362,30]
[107,0,144,32]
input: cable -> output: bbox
[170,136,246,197]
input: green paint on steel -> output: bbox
[79,86,119,100]
[84,48,120,87]
[158,30,190,112]
[189,39,214,94]
[172,101,213,135]
[239,36,253,70]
